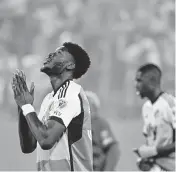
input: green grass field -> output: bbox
[0,116,144,171]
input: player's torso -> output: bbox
[36,80,93,171]
[143,93,174,147]
[143,93,175,171]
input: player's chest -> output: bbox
[144,107,160,130]
[38,97,58,123]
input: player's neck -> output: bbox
[149,88,163,104]
[49,74,72,94]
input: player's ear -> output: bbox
[66,62,75,70]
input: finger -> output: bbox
[18,70,23,78]
[133,148,138,152]
[17,70,28,91]
[30,82,35,96]
[15,69,20,75]
[18,70,26,82]
[21,70,26,81]
[12,85,18,98]
[133,149,141,157]
[12,74,19,93]
[15,74,24,92]
[12,73,17,85]
[19,76,28,91]
[12,73,22,96]
[15,71,27,92]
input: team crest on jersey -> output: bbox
[58,98,67,109]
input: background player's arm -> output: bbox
[18,106,37,153]
[100,119,120,171]
[156,142,175,157]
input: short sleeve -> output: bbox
[48,97,81,128]
[154,107,174,147]
[162,95,176,129]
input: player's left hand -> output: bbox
[12,70,34,108]
[138,145,157,159]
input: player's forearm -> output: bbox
[156,142,175,157]
[103,143,120,171]
[18,107,37,153]
[24,112,51,149]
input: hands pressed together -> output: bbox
[11,70,35,108]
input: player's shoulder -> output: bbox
[43,91,53,101]
[159,92,175,109]
[142,100,152,118]
[142,100,152,111]
[65,80,82,99]
[152,93,175,113]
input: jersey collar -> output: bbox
[52,79,72,97]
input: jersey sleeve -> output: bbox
[162,94,176,129]
[142,103,149,137]
[99,119,117,150]
[167,98,176,129]
[48,96,81,128]
[153,106,174,147]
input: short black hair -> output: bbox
[63,42,91,79]
[137,63,162,83]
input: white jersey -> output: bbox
[36,80,93,171]
[142,92,175,171]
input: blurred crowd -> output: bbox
[0,0,175,119]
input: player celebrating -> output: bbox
[134,63,175,171]
[11,42,93,171]
[85,91,120,171]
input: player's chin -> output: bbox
[140,93,145,99]
[40,65,51,74]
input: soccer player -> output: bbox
[11,42,93,171]
[85,91,120,171]
[134,63,175,171]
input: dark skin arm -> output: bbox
[156,142,175,157]
[24,112,66,150]
[13,71,37,153]
[18,106,37,153]
[12,71,66,150]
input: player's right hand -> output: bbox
[12,70,35,106]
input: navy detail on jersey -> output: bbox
[67,93,84,171]
[68,94,84,144]
[49,116,66,128]
[52,80,70,97]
